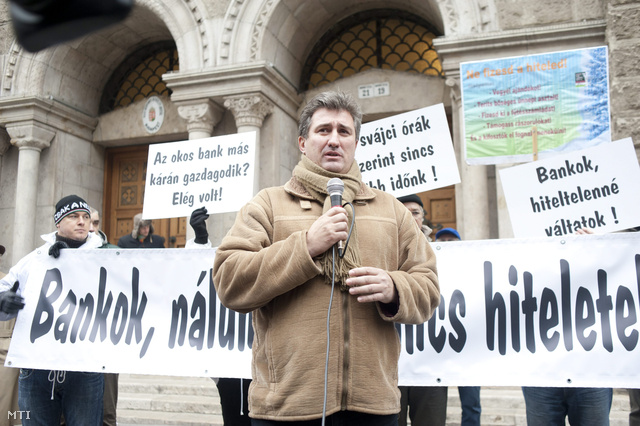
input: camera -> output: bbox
[9,0,134,52]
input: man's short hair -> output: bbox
[298,91,363,140]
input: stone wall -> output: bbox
[495,0,606,30]
[0,0,637,259]
[606,0,640,159]
[495,0,605,29]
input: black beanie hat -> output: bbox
[54,195,90,224]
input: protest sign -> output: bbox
[399,232,640,387]
[357,103,460,197]
[6,233,640,388]
[6,248,252,378]
[461,46,611,165]
[499,138,640,238]
[142,132,256,219]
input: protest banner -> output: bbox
[460,46,611,165]
[142,132,256,219]
[499,138,640,238]
[357,103,460,197]
[399,232,640,387]
[5,248,252,379]
[6,233,640,388]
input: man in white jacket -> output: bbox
[0,194,104,426]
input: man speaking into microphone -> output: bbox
[213,91,440,425]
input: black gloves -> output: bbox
[0,282,25,314]
[48,240,69,258]
[190,207,209,244]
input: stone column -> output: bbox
[223,93,274,194]
[177,100,224,140]
[446,78,491,240]
[0,131,8,268]
[6,123,54,260]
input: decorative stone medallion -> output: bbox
[142,96,165,134]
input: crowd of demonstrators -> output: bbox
[117,213,165,248]
[0,195,104,425]
[396,194,447,426]
[434,228,482,426]
[188,206,251,426]
[213,91,440,425]
[0,99,631,426]
[0,243,20,426]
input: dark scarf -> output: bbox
[293,155,362,290]
[55,233,87,249]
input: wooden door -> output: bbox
[416,185,456,240]
[103,145,187,248]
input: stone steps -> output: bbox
[117,374,223,426]
[446,387,527,426]
[116,374,632,425]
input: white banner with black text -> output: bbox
[6,233,640,387]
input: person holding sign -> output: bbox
[187,206,252,426]
[0,195,105,426]
[213,91,440,424]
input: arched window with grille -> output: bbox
[100,41,179,114]
[301,10,443,91]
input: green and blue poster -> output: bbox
[461,46,610,165]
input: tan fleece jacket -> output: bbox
[213,177,440,421]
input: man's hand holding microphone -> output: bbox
[305,178,397,307]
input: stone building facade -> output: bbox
[0,0,637,268]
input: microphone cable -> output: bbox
[321,201,356,425]
[338,202,355,258]
[321,244,337,426]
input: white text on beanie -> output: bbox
[54,195,90,225]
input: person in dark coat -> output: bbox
[117,213,165,248]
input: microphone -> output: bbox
[327,178,345,255]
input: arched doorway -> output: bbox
[99,42,187,247]
[103,144,187,247]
